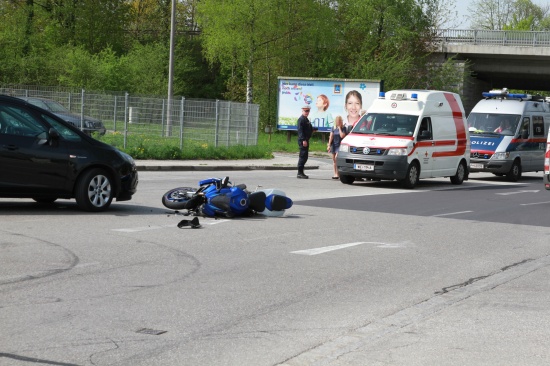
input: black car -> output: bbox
[0,95,138,212]
[18,97,106,136]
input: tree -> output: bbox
[468,0,548,30]
[197,0,335,103]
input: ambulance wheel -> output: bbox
[400,162,419,189]
[450,161,466,185]
[506,160,522,182]
[339,175,355,185]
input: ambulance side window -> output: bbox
[533,116,544,137]
[418,117,432,140]
[520,117,530,139]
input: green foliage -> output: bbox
[0,0,472,121]
[97,132,280,160]
[93,129,332,160]
[470,0,549,31]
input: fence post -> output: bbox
[226,102,231,147]
[124,92,129,149]
[113,96,118,132]
[179,97,185,150]
[161,99,166,137]
[80,89,85,131]
[245,102,250,146]
[215,99,220,148]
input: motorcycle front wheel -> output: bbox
[162,187,197,210]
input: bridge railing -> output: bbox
[435,29,550,47]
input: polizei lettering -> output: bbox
[471,140,495,146]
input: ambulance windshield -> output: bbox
[351,113,418,137]
[467,113,521,135]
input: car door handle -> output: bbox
[2,145,18,150]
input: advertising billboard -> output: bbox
[277,77,383,132]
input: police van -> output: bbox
[337,89,470,188]
[468,88,550,181]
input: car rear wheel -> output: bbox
[75,168,114,212]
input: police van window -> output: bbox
[41,114,82,142]
[418,117,432,140]
[520,117,530,138]
[533,116,544,137]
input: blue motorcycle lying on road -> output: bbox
[162,176,293,218]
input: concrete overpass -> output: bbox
[434,29,550,113]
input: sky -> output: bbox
[450,0,550,29]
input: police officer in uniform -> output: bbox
[297,105,315,179]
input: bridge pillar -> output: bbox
[462,74,492,115]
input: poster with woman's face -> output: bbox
[277,78,382,132]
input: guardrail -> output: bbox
[435,29,550,47]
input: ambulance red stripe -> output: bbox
[432,93,467,158]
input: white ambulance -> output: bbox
[468,89,550,181]
[337,89,470,188]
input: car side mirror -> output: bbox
[46,127,60,146]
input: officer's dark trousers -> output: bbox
[297,143,309,173]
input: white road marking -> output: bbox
[520,201,550,206]
[291,241,405,255]
[496,190,540,195]
[432,210,473,217]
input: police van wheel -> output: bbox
[506,160,522,182]
[400,162,419,189]
[450,161,466,185]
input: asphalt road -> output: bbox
[1,169,550,366]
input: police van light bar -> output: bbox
[378,92,385,98]
[482,89,531,100]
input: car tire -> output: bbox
[450,161,466,185]
[400,162,419,188]
[75,168,114,212]
[506,160,522,182]
[339,175,355,185]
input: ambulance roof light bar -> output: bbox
[482,88,532,100]
[378,91,420,100]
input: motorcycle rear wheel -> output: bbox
[162,187,197,210]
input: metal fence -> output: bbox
[435,29,550,47]
[0,84,259,149]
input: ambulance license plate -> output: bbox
[354,164,374,171]
[470,163,484,169]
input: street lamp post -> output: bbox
[166,0,176,136]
